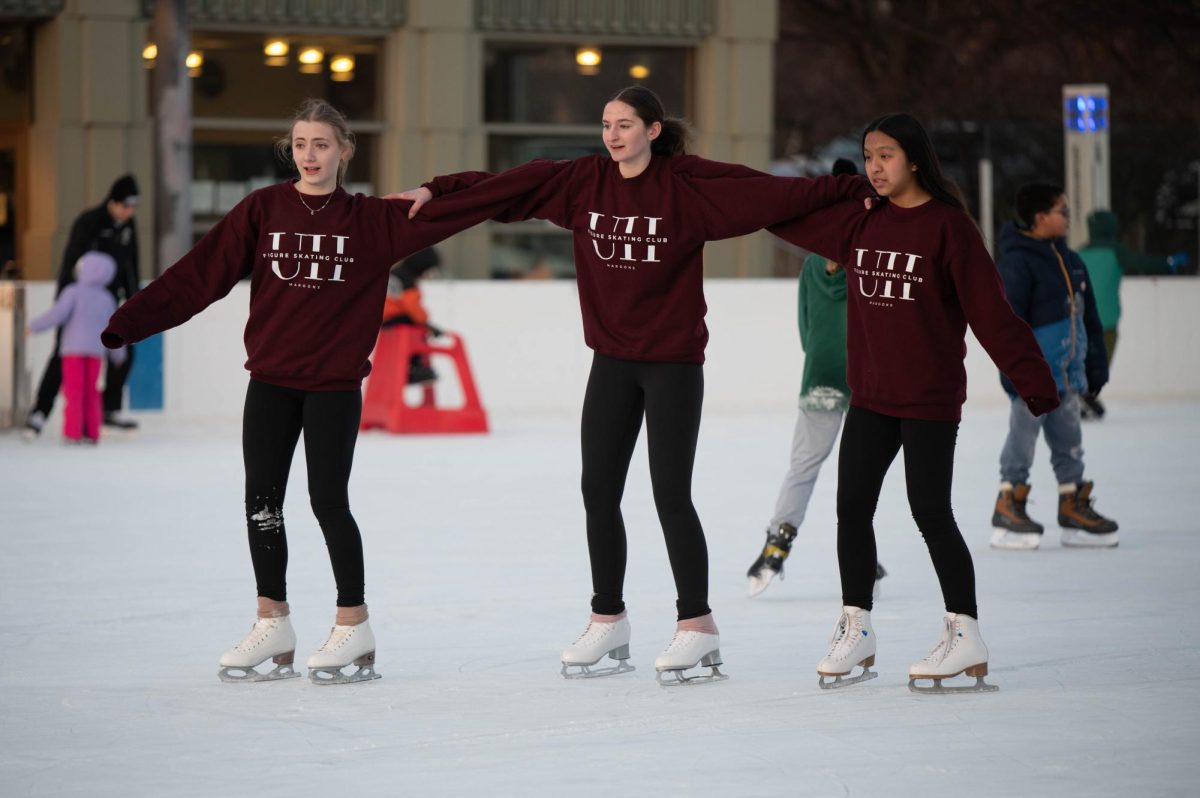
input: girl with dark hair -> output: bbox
[400,86,872,684]
[101,99,559,685]
[771,112,1059,693]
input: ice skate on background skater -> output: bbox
[816,606,877,689]
[218,616,300,683]
[907,613,997,694]
[560,614,634,679]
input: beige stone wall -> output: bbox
[26,0,151,280]
[694,0,778,277]
[23,0,778,280]
[380,0,490,278]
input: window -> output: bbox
[150,31,383,239]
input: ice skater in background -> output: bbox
[101,99,561,685]
[990,182,1118,551]
[746,158,888,600]
[26,251,127,444]
[399,85,873,684]
[772,113,1059,693]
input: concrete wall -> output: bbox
[19,276,1200,423]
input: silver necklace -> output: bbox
[296,187,334,215]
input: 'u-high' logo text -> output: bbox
[267,233,352,282]
[853,248,924,302]
[586,213,668,265]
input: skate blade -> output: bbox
[560,659,635,680]
[656,664,728,687]
[1061,530,1118,548]
[907,675,999,694]
[817,666,878,690]
[308,665,382,685]
[218,663,300,683]
[746,570,776,598]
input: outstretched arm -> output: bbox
[102,197,259,348]
[674,156,873,241]
[381,159,577,262]
[951,217,1059,415]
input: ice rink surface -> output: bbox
[2,401,1197,797]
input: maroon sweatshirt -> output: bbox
[102,166,557,390]
[423,154,871,364]
[771,199,1059,421]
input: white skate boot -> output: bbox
[218,616,300,683]
[816,606,877,689]
[654,631,726,686]
[908,613,998,694]
[560,616,634,679]
[307,620,381,685]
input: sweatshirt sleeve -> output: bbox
[675,157,873,242]
[29,287,78,334]
[102,195,260,348]
[947,215,1060,415]
[797,255,818,352]
[768,200,866,264]
[391,159,577,253]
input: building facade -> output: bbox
[4,0,779,280]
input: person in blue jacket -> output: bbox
[990,182,1119,550]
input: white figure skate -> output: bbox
[307,620,381,685]
[560,616,635,679]
[816,606,877,689]
[654,630,726,686]
[218,616,300,683]
[908,612,998,694]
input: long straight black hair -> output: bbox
[862,113,967,211]
[609,85,692,156]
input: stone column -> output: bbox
[26,0,151,280]
[381,0,489,278]
[694,0,777,277]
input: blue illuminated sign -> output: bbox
[1064,94,1108,132]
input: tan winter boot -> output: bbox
[1058,481,1119,548]
[990,482,1043,550]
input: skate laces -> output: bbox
[921,616,958,665]
[572,621,613,647]
[316,624,356,653]
[825,612,860,661]
[236,617,280,652]
[663,630,700,654]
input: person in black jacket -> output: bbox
[990,182,1118,550]
[25,175,141,437]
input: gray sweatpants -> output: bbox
[769,405,844,531]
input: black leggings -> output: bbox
[242,379,365,607]
[581,353,709,620]
[836,405,977,618]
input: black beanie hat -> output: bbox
[831,158,858,177]
[107,174,139,205]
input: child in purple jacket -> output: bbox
[27,252,127,443]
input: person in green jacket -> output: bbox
[746,159,887,598]
[1077,209,1189,418]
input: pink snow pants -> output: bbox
[61,355,103,442]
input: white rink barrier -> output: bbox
[17,277,1200,420]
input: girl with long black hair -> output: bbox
[772,113,1059,693]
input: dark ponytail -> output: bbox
[609,85,692,156]
[862,113,967,211]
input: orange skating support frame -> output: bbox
[360,326,489,434]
